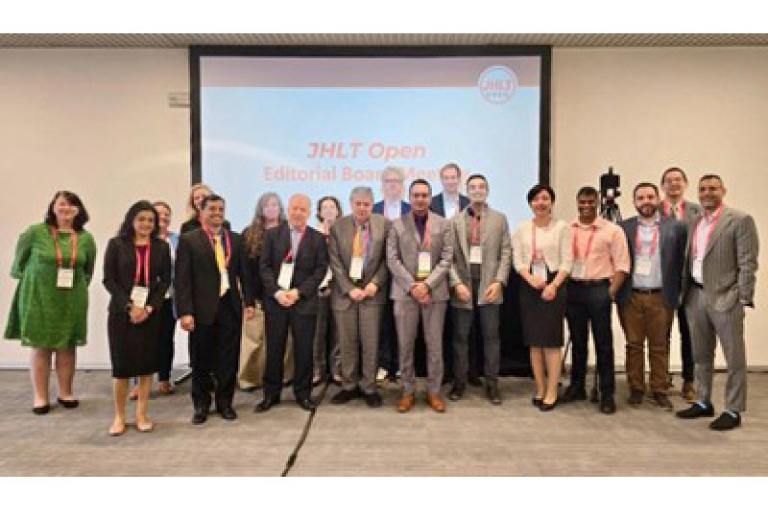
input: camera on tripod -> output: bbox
[600,166,622,223]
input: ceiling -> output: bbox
[1,33,768,48]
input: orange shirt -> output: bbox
[570,217,630,280]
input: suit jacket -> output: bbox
[373,199,411,217]
[174,228,253,326]
[387,212,453,302]
[430,192,470,218]
[660,199,702,227]
[448,206,512,309]
[681,206,759,312]
[328,214,390,311]
[259,222,329,315]
[103,237,172,314]
[617,216,687,309]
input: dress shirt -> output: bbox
[632,216,663,290]
[384,200,402,221]
[444,193,460,219]
[691,208,720,284]
[570,217,630,280]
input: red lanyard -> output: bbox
[415,213,431,250]
[663,200,685,219]
[635,221,659,258]
[204,226,232,267]
[471,210,483,245]
[284,227,306,263]
[572,223,597,261]
[50,227,78,269]
[134,243,151,287]
[692,205,724,258]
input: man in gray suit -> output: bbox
[447,174,512,405]
[387,179,453,413]
[617,182,687,410]
[676,174,759,430]
[328,187,391,407]
[660,166,703,402]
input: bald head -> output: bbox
[287,194,311,230]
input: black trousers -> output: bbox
[677,306,695,383]
[157,299,176,382]
[565,280,615,396]
[264,306,316,401]
[377,299,399,375]
[189,294,241,410]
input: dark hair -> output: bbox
[409,178,432,194]
[527,184,555,203]
[153,200,172,214]
[699,174,724,186]
[118,200,160,240]
[45,190,89,232]
[660,167,688,185]
[440,163,461,179]
[466,173,489,188]
[200,194,225,211]
[577,186,599,199]
[633,182,659,198]
[316,195,343,223]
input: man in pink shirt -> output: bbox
[560,186,630,414]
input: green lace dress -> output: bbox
[4,223,97,349]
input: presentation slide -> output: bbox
[199,54,544,231]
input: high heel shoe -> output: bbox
[57,397,79,409]
[532,397,543,407]
[539,399,558,412]
[32,404,51,415]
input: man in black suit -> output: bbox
[256,194,329,412]
[175,194,255,424]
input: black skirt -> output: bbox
[519,271,567,348]
[108,310,161,378]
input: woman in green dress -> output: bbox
[4,191,97,414]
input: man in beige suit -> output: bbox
[676,174,759,430]
[387,179,453,413]
[328,187,390,407]
[448,174,512,404]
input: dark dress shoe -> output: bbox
[448,383,465,401]
[362,392,383,408]
[599,395,616,414]
[652,392,673,410]
[32,404,51,415]
[331,388,360,405]
[486,383,502,405]
[709,412,741,431]
[192,409,208,424]
[560,385,587,403]
[57,397,79,409]
[676,402,715,419]
[468,376,483,387]
[297,397,318,411]
[532,397,543,407]
[627,389,644,405]
[539,399,558,412]
[217,406,237,420]
[255,396,280,413]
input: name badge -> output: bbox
[571,260,586,280]
[350,256,364,281]
[692,259,703,281]
[56,268,74,289]
[130,285,149,308]
[220,270,230,297]
[531,260,549,282]
[165,285,173,299]
[469,245,483,264]
[278,262,294,290]
[417,251,431,279]
[635,257,652,277]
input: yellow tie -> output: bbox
[352,226,363,257]
[214,235,229,296]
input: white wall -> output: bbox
[1,46,766,368]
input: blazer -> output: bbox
[448,206,512,309]
[617,216,688,310]
[660,199,703,227]
[681,206,759,312]
[373,199,411,217]
[387,212,453,302]
[103,237,172,315]
[174,227,253,326]
[430,192,470,218]
[328,214,391,310]
[259,222,329,315]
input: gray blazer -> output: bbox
[328,214,390,310]
[617,216,687,309]
[387,212,453,302]
[448,206,512,309]
[660,199,702,227]
[681,206,759,312]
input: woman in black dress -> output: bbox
[103,201,171,435]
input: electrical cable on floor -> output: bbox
[280,379,331,477]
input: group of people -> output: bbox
[4,163,758,435]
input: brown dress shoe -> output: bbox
[397,393,415,413]
[427,393,447,413]
[681,382,696,402]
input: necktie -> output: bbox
[214,235,229,296]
